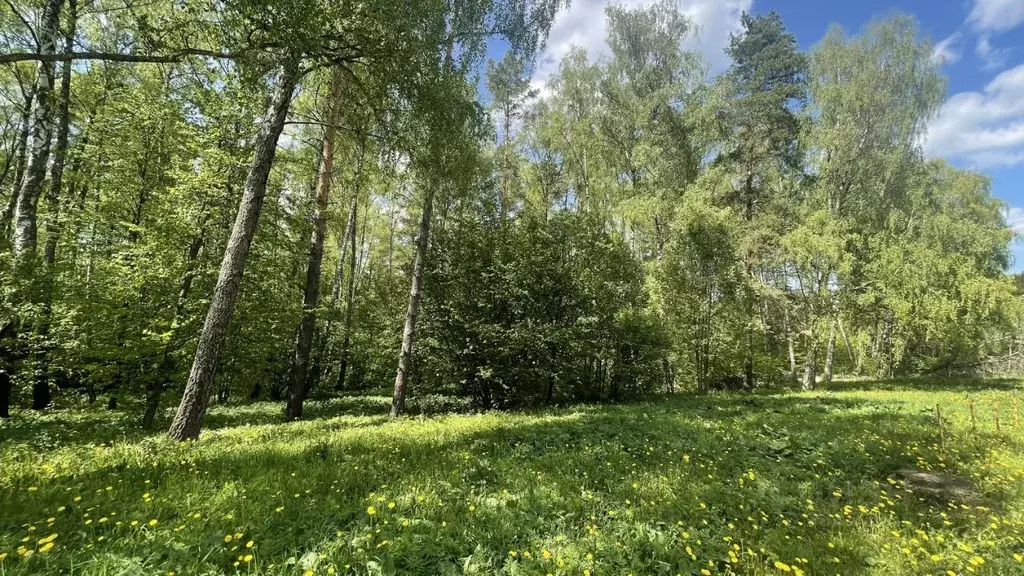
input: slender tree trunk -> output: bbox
[837,317,856,367]
[823,318,837,384]
[11,0,63,260]
[143,226,205,428]
[316,194,353,381]
[285,68,343,421]
[0,370,9,418]
[168,60,300,441]
[802,326,817,391]
[782,305,797,383]
[335,142,363,390]
[390,186,435,418]
[34,0,77,411]
[2,90,33,237]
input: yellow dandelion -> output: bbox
[224,535,233,543]
[367,506,376,516]
[148,519,158,527]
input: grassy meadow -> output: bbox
[1,380,1023,576]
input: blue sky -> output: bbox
[510,0,1024,270]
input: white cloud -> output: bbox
[925,63,1024,168]
[1003,206,1024,234]
[532,0,751,90]
[967,0,1024,34]
[932,32,963,65]
[975,33,1010,70]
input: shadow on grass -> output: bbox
[822,376,1022,393]
[4,391,1022,575]
[0,393,471,451]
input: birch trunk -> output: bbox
[389,186,434,418]
[1,90,33,237]
[823,318,837,384]
[11,0,62,260]
[168,60,300,440]
[335,143,363,390]
[34,0,76,410]
[802,327,817,391]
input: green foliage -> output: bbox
[421,211,667,407]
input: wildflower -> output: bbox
[243,554,253,562]
[246,540,254,548]
[367,506,376,516]
[774,560,791,572]
[148,519,158,527]
[224,535,233,543]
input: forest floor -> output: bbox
[1,380,1023,576]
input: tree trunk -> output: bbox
[802,327,817,391]
[168,60,300,441]
[143,226,205,428]
[785,307,797,384]
[837,317,856,369]
[285,68,343,421]
[0,370,10,418]
[34,0,77,411]
[335,142,363,391]
[1,90,33,238]
[823,318,837,384]
[390,186,435,418]
[11,0,63,260]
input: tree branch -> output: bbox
[0,48,240,64]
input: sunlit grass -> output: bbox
[1,380,1023,575]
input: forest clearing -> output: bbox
[2,380,1024,575]
[3,0,1024,573]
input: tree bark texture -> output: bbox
[168,60,300,440]
[11,0,63,260]
[286,67,343,421]
[390,186,435,418]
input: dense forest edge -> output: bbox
[0,0,1021,441]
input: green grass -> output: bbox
[2,380,1024,576]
